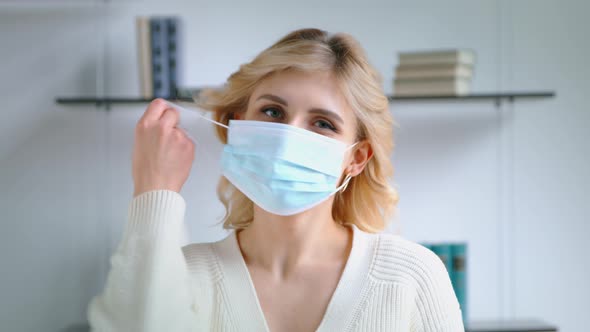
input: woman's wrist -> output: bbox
[133,185,181,198]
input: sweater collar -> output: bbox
[213,223,376,332]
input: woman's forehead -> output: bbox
[249,70,353,118]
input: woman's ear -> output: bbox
[348,140,373,176]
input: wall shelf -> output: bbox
[55,97,194,110]
[55,91,555,110]
[387,91,555,101]
[465,318,558,332]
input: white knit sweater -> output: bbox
[87,190,465,332]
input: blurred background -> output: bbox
[0,0,588,331]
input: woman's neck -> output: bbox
[236,200,352,279]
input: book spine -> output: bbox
[150,17,170,98]
[419,242,432,252]
[166,17,178,99]
[451,242,468,325]
[393,78,471,96]
[395,64,473,80]
[394,77,470,84]
[430,243,454,283]
[136,17,153,99]
[398,50,476,66]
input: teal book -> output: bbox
[419,242,432,251]
[430,243,453,281]
[451,242,467,325]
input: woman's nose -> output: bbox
[285,117,306,129]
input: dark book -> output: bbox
[150,17,171,98]
[165,17,180,99]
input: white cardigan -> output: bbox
[87,190,465,331]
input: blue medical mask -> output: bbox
[166,101,357,216]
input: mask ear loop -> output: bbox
[165,100,229,129]
[346,141,359,151]
[337,173,353,193]
[336,141,359,193]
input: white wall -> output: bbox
[510,0,590,324]
[0,0,587,331]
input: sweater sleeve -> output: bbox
[87,190,199,332]
[410,248,465,332]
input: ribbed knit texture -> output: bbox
[88,190,465,332]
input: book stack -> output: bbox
[393,49,476,96]
[136,16,183,99]
[420,241,468,324]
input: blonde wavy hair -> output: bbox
[195,28,399,233]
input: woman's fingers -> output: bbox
[132,98,196,197]
[160,107,180,130]
[139,98,171,125]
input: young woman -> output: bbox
[88,28,464,331]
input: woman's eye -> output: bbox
[261,106,283,119]
[314,119,337,132]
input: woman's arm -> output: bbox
[87,190,198,332]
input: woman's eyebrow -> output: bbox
[256,94,344,124]
[257,94,288,105]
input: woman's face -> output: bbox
[237,69,358,145]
